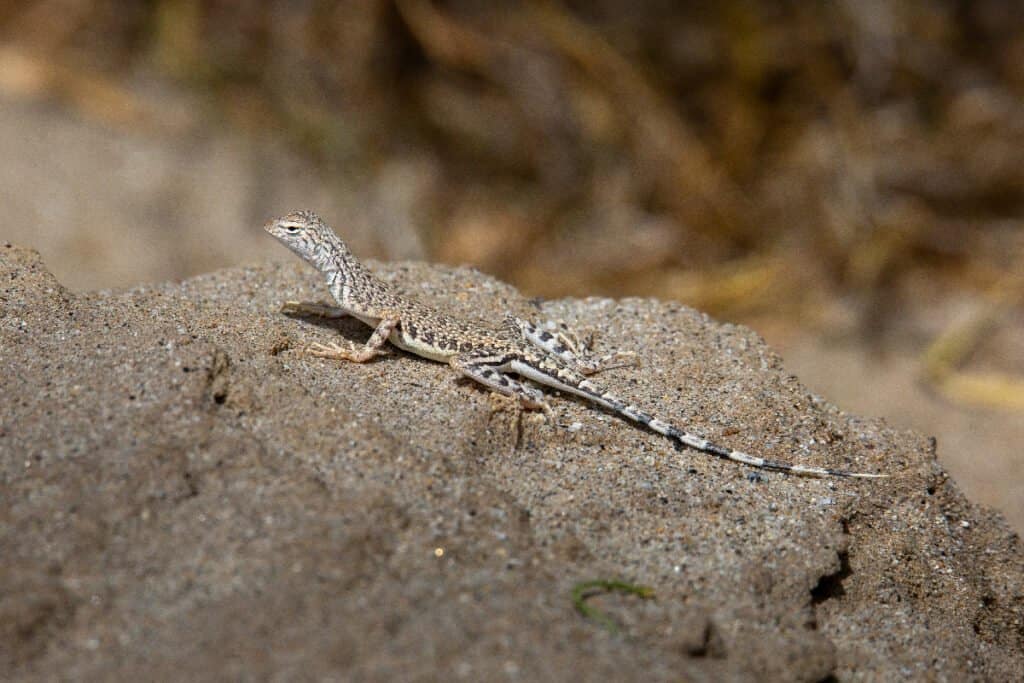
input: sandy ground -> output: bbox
[2,244,1022,680]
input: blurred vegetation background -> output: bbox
[1,0,1021,527]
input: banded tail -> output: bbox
[511,358,886,479]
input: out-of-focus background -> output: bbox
[1,1,1021,529]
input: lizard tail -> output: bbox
[580,380,886,478]
[516,360,886,479]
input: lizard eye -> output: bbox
[284,225,302,234]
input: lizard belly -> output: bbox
[388,330,456,363]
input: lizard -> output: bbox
[264,209,885,479]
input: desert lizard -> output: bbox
[265,210,884,479]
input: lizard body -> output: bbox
[265,210,884,479]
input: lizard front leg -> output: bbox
[308,317,399,362]
[281,301,350,319]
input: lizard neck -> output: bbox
[325,267,346,296]
[310,231,366,298]
[324,256,379,310]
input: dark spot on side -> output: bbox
[421,331,434,345]
[554,344,568,354]
[406,323,417,337]
[704,443,732,457]
[498,377,509,387]
[539,331,553,342]
[459,342,472,352]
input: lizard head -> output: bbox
[264,210,353,273]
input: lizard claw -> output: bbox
[522,396,555,421]
[306,341,388,361]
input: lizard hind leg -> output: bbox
[508,315,637,375]
[450,354,553,416]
